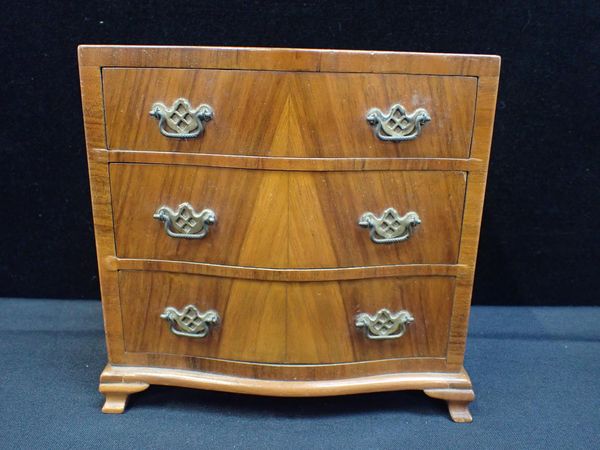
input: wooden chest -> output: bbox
[78,46,500,422]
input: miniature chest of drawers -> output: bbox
[78,45,500,422]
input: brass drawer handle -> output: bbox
[358,208,421,244]
[160,305,220,338]
[153,203,216,240]
[366,103,430,141]
[150,98,213,138]
[355,308,414,340]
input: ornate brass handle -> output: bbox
[160,305,220,338]
[355,308,414,340]
[366,103,430,141]
[153,203,216,240]
[149,98,213,138]
[358,208,421,244]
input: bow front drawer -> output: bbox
[110,164,466,267]
[118,270,455,365]
[103,68,477,158]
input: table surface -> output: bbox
[0,298,598,449]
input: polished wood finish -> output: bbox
[118,271,454,364]
[106,149,484,172]
[99,381,149,414]
[110,164,288,267]
[119,271,287,363]
[79,45,500,422]
[104,68,477,158]
[79,45,500,76]
[286,277,454,363]
[109,257,462,281]
[111,164,466,267]
[99,363,474,415]
[288,170,466,267]
[100,362,472,396]
[424,388,476,423]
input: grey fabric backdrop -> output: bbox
[1,298,598,449]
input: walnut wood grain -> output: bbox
[79,66,126,364]
[119,271,287,363]
[289,170,466,267]
[110,164,289,267]
[79,45,500,77]
[103,68,476,158]
[286,277,455,363]
[110,164,466,268]
[424,388,476,423]
[105,149,484,171]
[119,271,454,364]
[79,46,501,422]
[446,75,500,371]
[122,352,449,379]
[108,257,462,281]
[101,362,472,394]
[99,382,149,414]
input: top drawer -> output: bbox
[103,68,477,158]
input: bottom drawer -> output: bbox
[118,271,455,364]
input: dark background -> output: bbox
[0,1,598,305]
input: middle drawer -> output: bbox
[110,164,466,268]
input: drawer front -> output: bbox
[119,271,287,363]
[289,171,466,267]
[103,68,476,158]
[111,165,465,268]
[110,163,289,267]
[119,271,454,364]
[286,276,454,363]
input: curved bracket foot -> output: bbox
[424,388,475,423]
[447,400,473,423]
[99,382,149,414]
